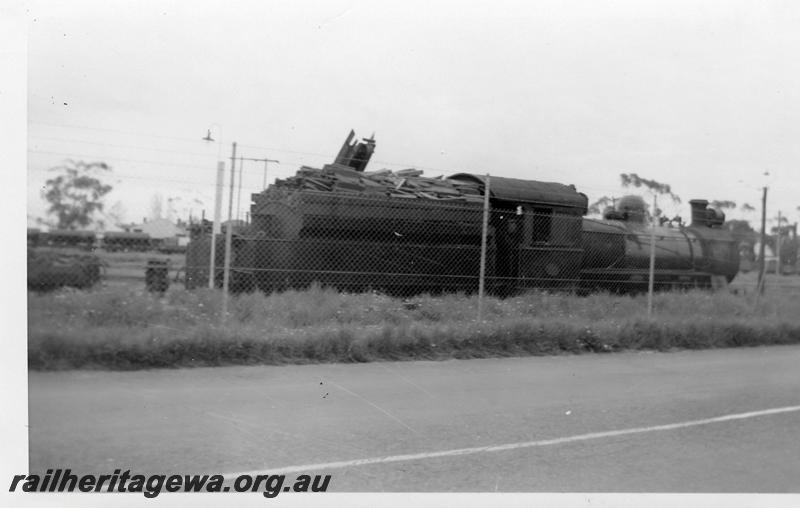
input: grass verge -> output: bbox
[28,285,800,370]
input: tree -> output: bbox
[42,160,113,230]
[770,214,789,235]
[149,194,164,221]
[741,203,756,212]
[587,196,615,216]
[710,200,736,211]
[105,201,128,228]
[619,173,681,203]
[724,219,755,236]
[619,173,681,219]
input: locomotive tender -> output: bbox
[186,133,739,295]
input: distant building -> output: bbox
[121,218,190,248]
[123,218,186,239]
[221,219,247,232]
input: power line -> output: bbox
[27,164,269,193]
[27,149,668,201]
[28,124,749,202]
[31,122,353,163]
[28,149,212,170]
[26,149,292,178]
[29,167,219,189]
[29,121,206,144]
[29,135,218,158]
[32,121,567,176]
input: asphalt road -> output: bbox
[29,346,800,492]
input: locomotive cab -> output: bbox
[449,174,588,293]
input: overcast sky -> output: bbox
[24,0,800,228]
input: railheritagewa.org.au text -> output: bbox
[9,469,331,498]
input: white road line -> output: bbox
[223,404,800,478]
[327,380,418,434]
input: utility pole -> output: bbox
[776,210,782,276]
[757,186,768,294]
[262,158,279,189]
[222,142,237,322]
[232,156,279,221]
[208,161,225,289]
[235,156,244,222]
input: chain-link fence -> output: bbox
[174,186,763,304]
[27,180,798,306]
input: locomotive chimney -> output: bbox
[689,199,709,227]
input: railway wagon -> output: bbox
[102,232,152,252]
[42,230,97,250]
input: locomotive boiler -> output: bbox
[579,196,739,292]
[185,132,740,295]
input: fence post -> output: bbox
[478,174,491,321]
[757,186,768,295]
[222,142,237,323]
[647,193,656,317]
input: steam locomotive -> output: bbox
[186,133,739,295]
[580,196,739,292]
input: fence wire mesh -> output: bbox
[27,189,799,299]
[173,190,754,297]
